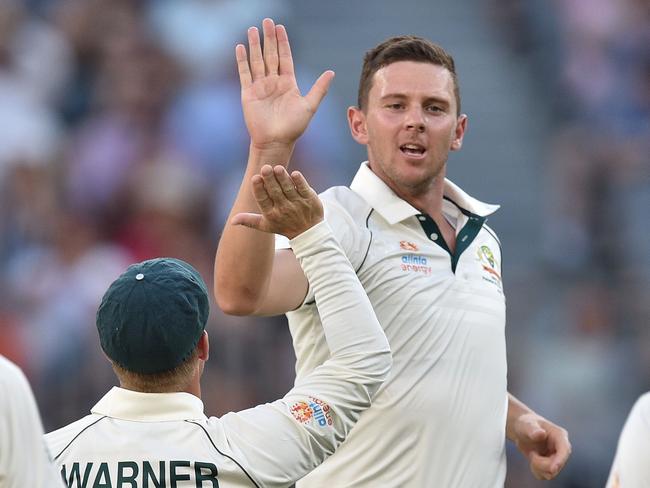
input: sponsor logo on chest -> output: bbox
[400,253,432,276]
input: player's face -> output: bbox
[348,61,467,196]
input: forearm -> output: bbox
[290,221,391,379]
[214,143,294,314]
[506,392,534,441]
[507,392,572,479]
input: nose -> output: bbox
[405,108,425,132]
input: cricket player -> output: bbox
[607,392,650,487]
[0,355,62,487]
[215,18,571,486]
[45,168,391,487]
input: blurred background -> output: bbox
[0,0,647,486]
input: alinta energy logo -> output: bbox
[290,397,333,428]
[400,252,432,276]
[476,245,502,290]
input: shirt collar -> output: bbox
[350,162,500,224]
[91,386,207,422]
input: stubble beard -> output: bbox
[367,139,448,201]
[383,157,447,201]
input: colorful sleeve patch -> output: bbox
[289,396,333,428]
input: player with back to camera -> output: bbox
[45,168,391,487]
[215,18,572,487]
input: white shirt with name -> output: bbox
[46,222,391,488]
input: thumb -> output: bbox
[518,416,547,441]
[526,423,548,443]
[305,70,335,112]
[231,212,266,231]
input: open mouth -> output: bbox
[400,144,426,157]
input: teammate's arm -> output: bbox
[219,167,391,485]
[506,393,572,480]
[214,18,334,316]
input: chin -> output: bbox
[389,171,435,193]
[399,163,440,183]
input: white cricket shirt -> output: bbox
[607,392,650,488]
[46,222,391,488]
[278,162,508,487]
[0,355,62,487]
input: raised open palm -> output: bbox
[231,165,324,239]
[236,18,335,150]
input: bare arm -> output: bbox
[506,393,572,480]
[214,18,334,316]
[216,164,307,316]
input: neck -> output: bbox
[183,360,204,399]
[376,164,447,219]
[118,379,202,398]
[183,376,202,398]
[400,178,445,219]
[116,362,203,399]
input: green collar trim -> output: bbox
[416,210,487,273]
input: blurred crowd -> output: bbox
[0,0,647,486]
[493,0,649,486]
[0,0,352,430]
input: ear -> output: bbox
[347,106,369,145]
[197,331,209,361]
[450,114,468,151]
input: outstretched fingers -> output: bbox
[235,44,252,88]
[247,26,265,80]
[305,70,335,113]
[273,165,299,200]
[262,18,279,76]
[260,164,285,203]
[276,24,295,77]
[251,174,274,212]
[291,171,316,199]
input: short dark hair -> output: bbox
[111,348,199,393]
[357,36,461,114]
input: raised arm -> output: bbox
[221,166,391,486]
[214,18,334,316]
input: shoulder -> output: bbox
[320,186,373,242]
[320,186,372,224]
[628,393,650,428]
[482,223,501,248]
[0,357,36,413]
[0,356,28,390]
[45,414,106,461]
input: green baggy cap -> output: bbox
[96,258,209,374]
